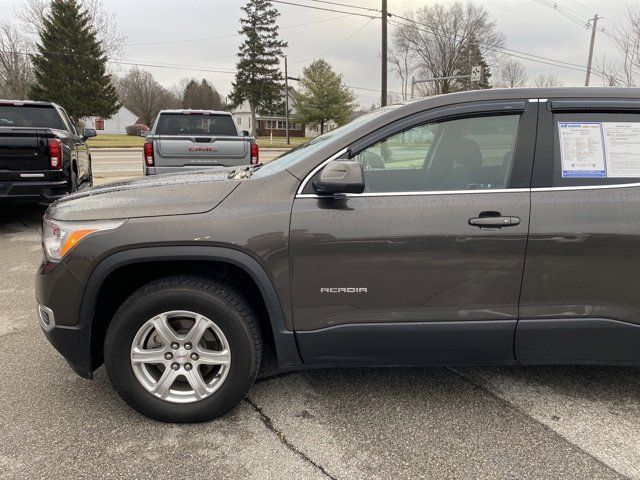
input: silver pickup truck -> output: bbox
[143,110,259,175]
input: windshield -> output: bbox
[155,113,238,136]
[0,105,64,129]
[252,105,402,178]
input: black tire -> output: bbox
[104,276,262,423]
[68,170,78,193]
[86,165,94,188]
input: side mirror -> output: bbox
[82,128,97,139]
[313,160,365,194]
[242,130,250,136]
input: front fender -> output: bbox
[80,246,302,371]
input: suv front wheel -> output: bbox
[104,276,262,422]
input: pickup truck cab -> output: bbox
[143,110,259,175]
[36,88,640,423]
[0,100,96,203]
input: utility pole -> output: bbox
[585,14,599,86]
[381,0,387,106]
[284,55,290,145]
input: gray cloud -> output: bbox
[1,0,630,106]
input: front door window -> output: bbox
[352,114,520,193]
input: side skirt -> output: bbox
[296,320,517,366]
[515,318,640,366]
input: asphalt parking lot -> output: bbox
[1,152,639,479]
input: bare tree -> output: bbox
[604,5,640,87]
[533,74,563,87]
[0,21,34,99]
[386,91,403,105]
[594,55,622,87]
[389,34,415,100]
[15,0,125,59]
[117,67,177,127]
[393,1,504,96]
[499,58,528,88]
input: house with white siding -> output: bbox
[82,106,138,135]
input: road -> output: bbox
[91,148,287,185]
[0,159,639,479]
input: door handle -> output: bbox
[468,215,520,228]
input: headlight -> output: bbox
[42,217,125,262]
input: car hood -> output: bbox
[47,169,241,221]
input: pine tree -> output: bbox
[183,79,224,110]
[293,59,356,134]
[29,0,118,122]
[454,36,492,91]
[230,0,287,135]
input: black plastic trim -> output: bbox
[516,318,640,366]
[296,320,517,366]
[550,99,640,112]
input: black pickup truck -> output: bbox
[0,100,96,203]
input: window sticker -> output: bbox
[558,122,606,178]
[602,123,640,177]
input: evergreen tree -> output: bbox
[453,36,492,91]
[29,0,118,122]
[293,59,356,134]
[230,0,287,135]
[183,79,224,110]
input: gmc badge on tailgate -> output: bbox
[188,146,219,152]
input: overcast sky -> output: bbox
[0,0,632,107]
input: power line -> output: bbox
[388,14,604,77]
[531,0,589,28]
[125,15,353,47]
[270,0,380,19]
[565,0,593,15]
[303,0,379,13]
[291,17,375,63]
[0,49,237,74]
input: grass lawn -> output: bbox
[257,136,309,148]
[87,134,144,148]
[88,134,306,149]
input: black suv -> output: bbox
[37,88,640,422]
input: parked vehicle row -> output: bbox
[36,87,640,423]
[0,100,96,203]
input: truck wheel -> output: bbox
[104,276,262,423]
[68,171,78,193]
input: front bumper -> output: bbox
[0,180,68,203]
[36,259,93,379]
[37,301,93,378]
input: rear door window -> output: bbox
[0,105,64,130]
[156,113,238,136]
[58,108,77,134]
[549,112,640,187]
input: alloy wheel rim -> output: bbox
[130,310,231,404]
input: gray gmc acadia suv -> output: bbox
[37,88,640,422]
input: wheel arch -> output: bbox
[80,246,302,373]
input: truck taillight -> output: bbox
[143,141,154,166]
[48,139,62,170]
[250,143,259,165]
